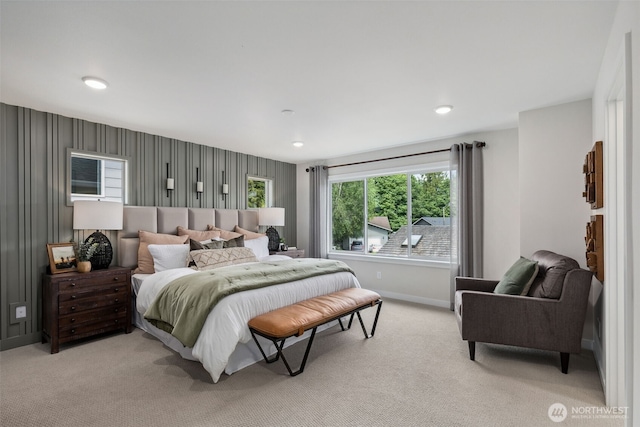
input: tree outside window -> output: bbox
[247,176,272,209]
[330,170,450,259]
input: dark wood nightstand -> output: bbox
[42,266,132,354]
[269,248,305,258]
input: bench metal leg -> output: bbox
[250,327,317,376]
[338,300,383,339]
[250,299,383,377]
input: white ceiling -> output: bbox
[1,1,618,164]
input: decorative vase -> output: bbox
[77,261,92,273]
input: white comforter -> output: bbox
[136,262,360,382]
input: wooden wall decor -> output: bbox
[585,214,604,282]
[582,141,603,208]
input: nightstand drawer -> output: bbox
[58,312,127,341]
[58,294,125,315]
[58,305,127,328]
[58,273,128,292]
[58,283,125,303]
[42,266,132,353]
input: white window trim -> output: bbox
[328,252,451,269]
[246,175,273,208]
[67,149,129,206]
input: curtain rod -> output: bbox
[306,141,485,172]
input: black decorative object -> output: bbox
[266,227,280,252]
[73,200,123,270]
[86,231,113,270]
[258,207,285,252]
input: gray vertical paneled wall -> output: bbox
[0,103,298,351]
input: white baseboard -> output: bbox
[582,338,594,351]
[369,289,450,309]
[592,336,605,391]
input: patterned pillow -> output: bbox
[190,247,258,271]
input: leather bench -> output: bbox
[248,287,383,376]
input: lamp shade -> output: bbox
[73,201,123,230]
[258,207,285,226]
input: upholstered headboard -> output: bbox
[117,206,259,269]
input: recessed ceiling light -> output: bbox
[434,105,453,115]
[281,109,295,116]
[82,76,108,90]
[292,141,304,148]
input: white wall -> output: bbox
[591,0,639,418]
[482,128,520,279]
[296,128,520,306]
[518,99,594,344]
[518,99,593,265]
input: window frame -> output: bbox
[66,149,129,206]
[328,161,451,263]
[246,175,273,209]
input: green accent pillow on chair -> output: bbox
[494,257,539,295]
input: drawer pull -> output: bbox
[70,329,75,334]
[113,277,120,281]
[70,306,76,311]
[114,319,119,324]
[71,295,76,300]
[114,288,119,292]
[114,308,119,313]
[71,318,75,323]
[71,283,76,287]
[115,299,119,303]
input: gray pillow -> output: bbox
[494,257,539,295]
[189,239,224,251]
[222,235,245,248]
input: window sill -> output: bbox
[328,252,451,269]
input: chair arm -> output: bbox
[455,277,499,293]
[457,291,579,352]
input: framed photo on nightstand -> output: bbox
[46,243,77,274]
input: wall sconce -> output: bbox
[196,167,203,199]
[222,171,229,200]
[166,162,174,197]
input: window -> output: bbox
[67,150,128,204]
[329,167,450,260]
[247,176,273,208]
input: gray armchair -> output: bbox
[454,250,592,373]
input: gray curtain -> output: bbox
[309,165,328,258]
[449,142,484,310]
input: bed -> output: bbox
[117,206,361,382]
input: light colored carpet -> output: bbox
[0,299,622,427]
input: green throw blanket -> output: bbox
[144,259,355,347]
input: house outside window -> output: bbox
[68,150,128,204]
[329,166,451,260]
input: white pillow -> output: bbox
[244,235,270,259]
[147,244,190,272]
